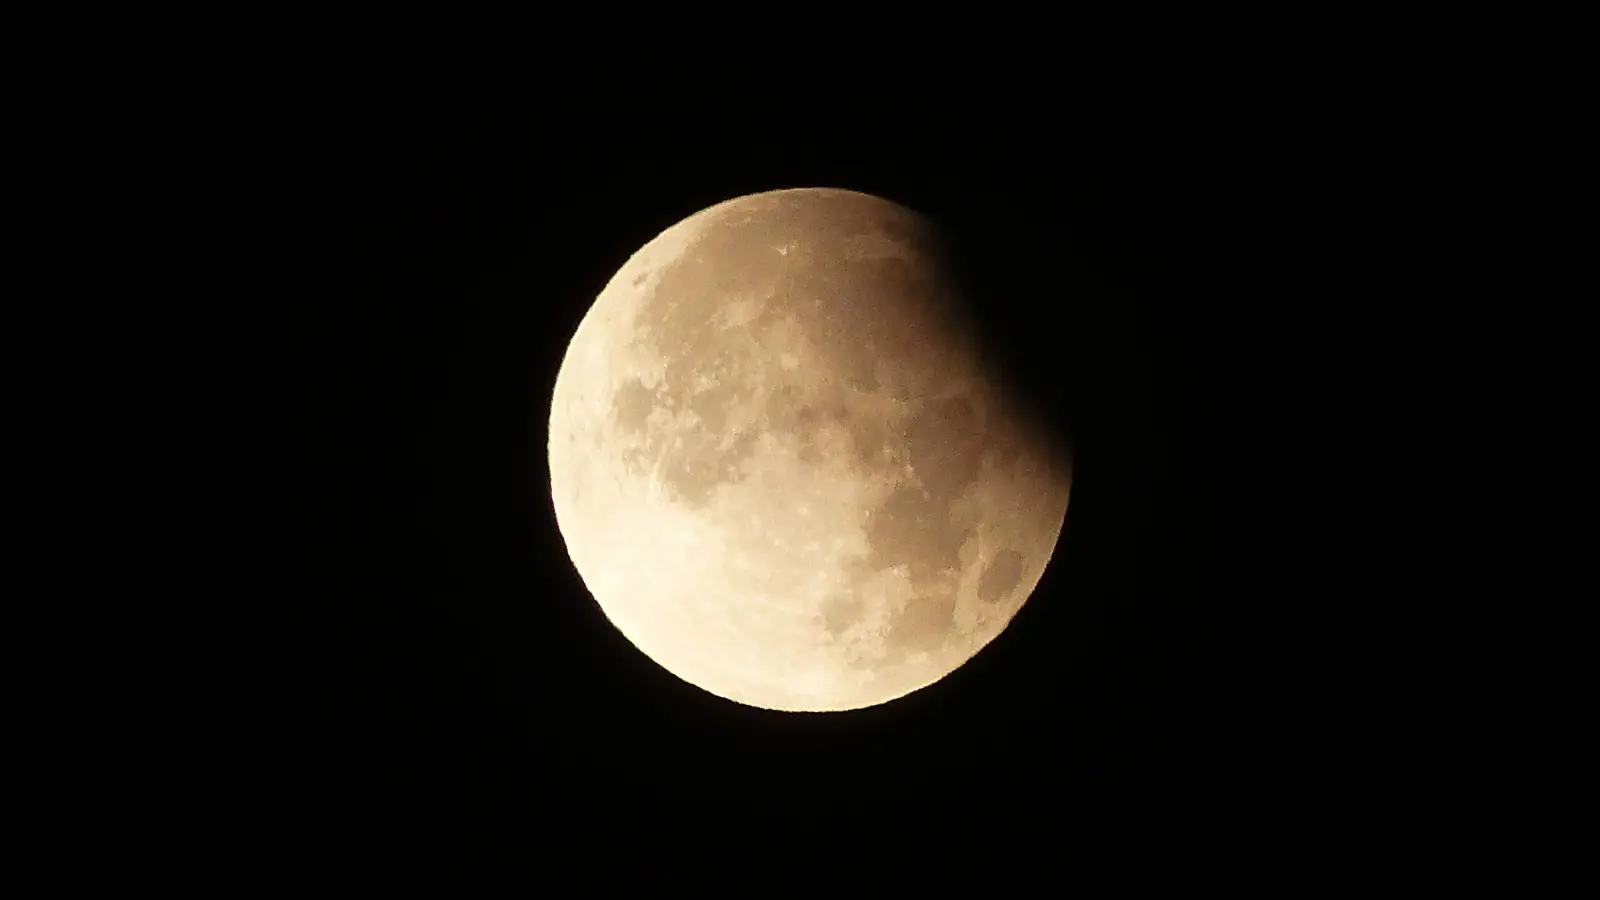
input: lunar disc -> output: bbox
[548,187,1071,711]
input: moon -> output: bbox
[548,187,1071,712]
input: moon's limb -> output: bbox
[548,188,1071,711]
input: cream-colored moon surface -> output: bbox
[548,187,1071,712]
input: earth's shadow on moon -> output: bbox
[908,200,1159,692]
[910,214,1089,484]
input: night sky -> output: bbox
[67,8,1411,893]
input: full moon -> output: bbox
[548,187,1071,711]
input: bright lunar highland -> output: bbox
[548,187,1071,711]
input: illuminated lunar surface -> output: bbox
[547,187,1072,711]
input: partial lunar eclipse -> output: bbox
[548,187,1071,711]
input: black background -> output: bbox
[67,6,1410,894]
